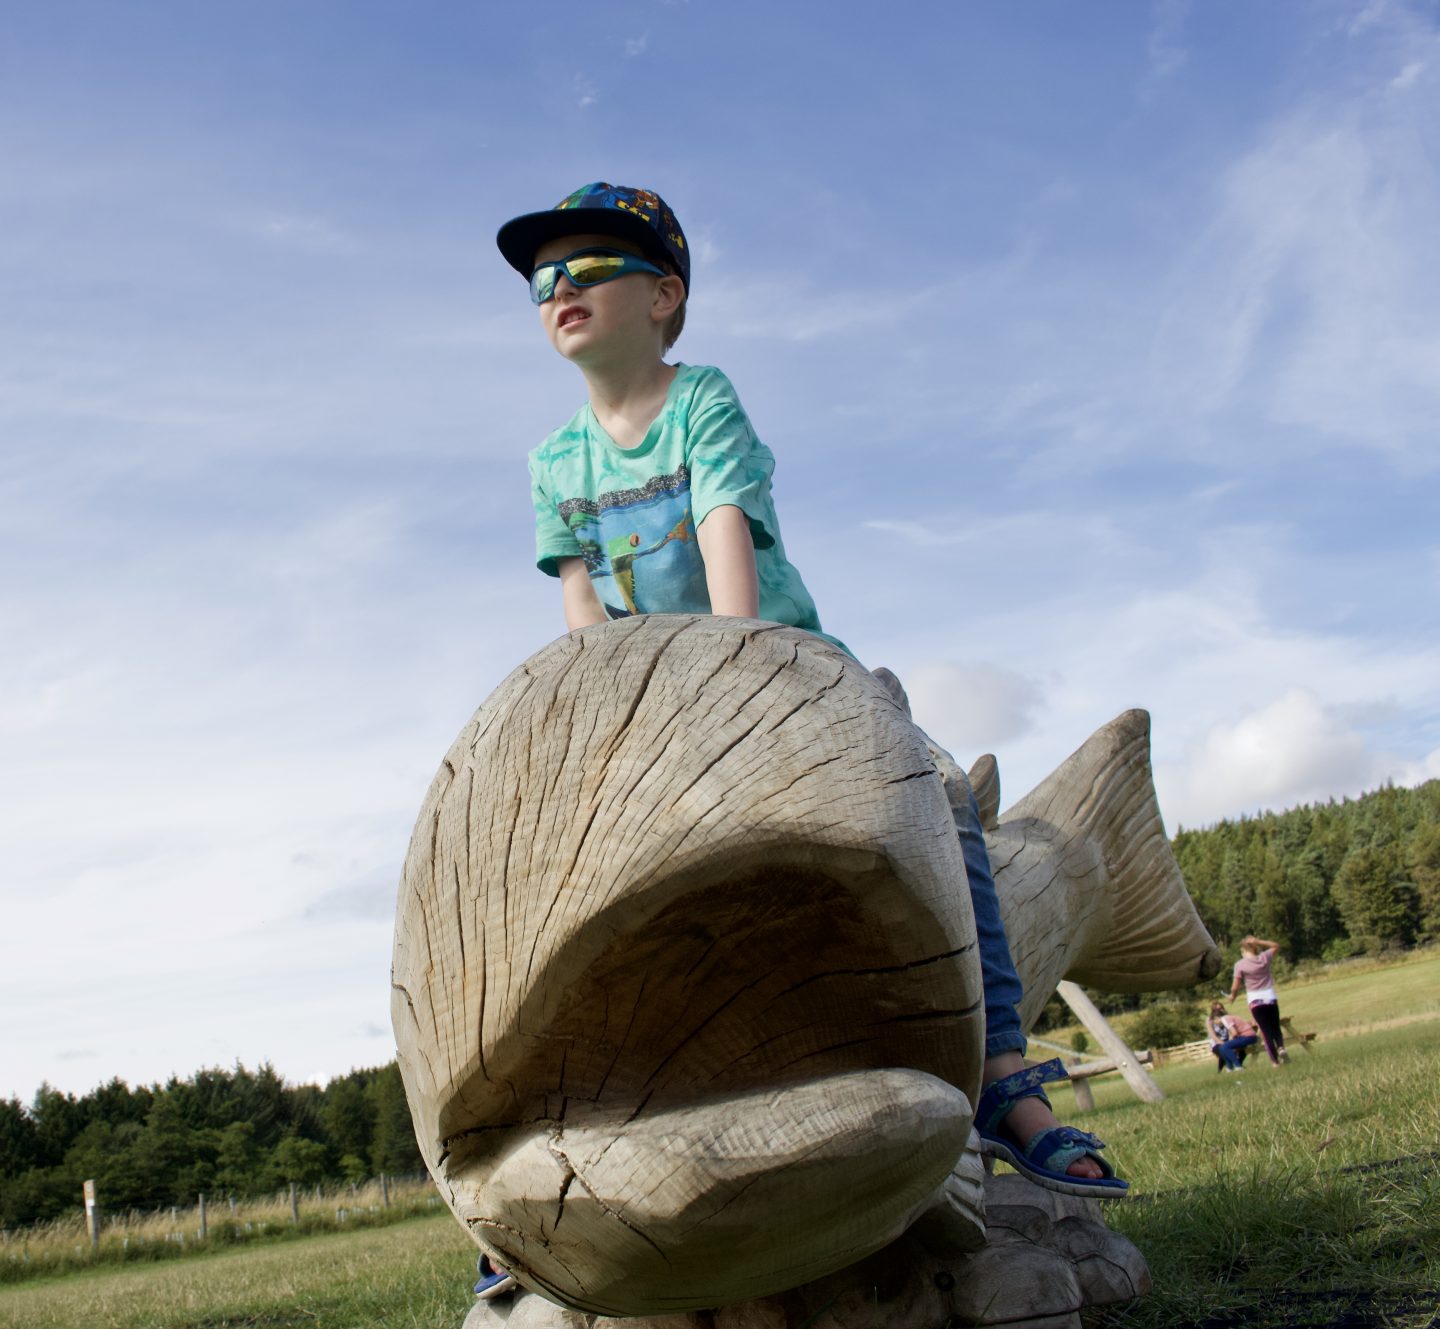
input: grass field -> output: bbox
[1084,1020,1440,1329]
[3,954,1437,1329]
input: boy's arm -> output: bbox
[558,558,609,631]
[697,504,759,618]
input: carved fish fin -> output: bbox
[967,754,1000,831]
[1003,709,1221,992]
[870,665,911,716]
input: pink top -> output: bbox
[1233,948,1278,1000]
[1207,1012,1257,1041]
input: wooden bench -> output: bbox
[1281,1017,1318,1052]
[1064,1050,1153,1111]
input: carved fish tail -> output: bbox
[1001,709,1221,992]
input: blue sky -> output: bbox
[3,0,1437,1101]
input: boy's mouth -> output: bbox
[557,306,590,329]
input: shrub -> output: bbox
[1128,1002,1202,1051]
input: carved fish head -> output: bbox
[392,616,1220,1315]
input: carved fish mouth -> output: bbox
[419,850,984,1313]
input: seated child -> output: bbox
[1207,1001,1258,1071]
[494,182,1125,1208]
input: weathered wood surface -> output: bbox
[392,616,1220,1318]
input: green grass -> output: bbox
[1076,1020,1440,1329]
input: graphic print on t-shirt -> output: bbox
[558,465,705,617]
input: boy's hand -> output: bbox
[697,505,759,619]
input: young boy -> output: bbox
[495,183,1124,1214]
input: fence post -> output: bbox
[290,1182,300,1225]
[198,1193,207,1240]
[380,1173,390,1208]
[83,1179,99,1249]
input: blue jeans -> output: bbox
[952,778,1027,1060]
[1213,1034,1257,1069]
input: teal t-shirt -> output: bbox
[529,363,846,650]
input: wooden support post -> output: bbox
[290,1182,300,1224]
[1070,1077,1096,1111]
[1056,981,1164,1104]
[198,1193,207,1240]
[83,1179,99,1249]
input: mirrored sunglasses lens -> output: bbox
[565,253,627,286]
[530,266,558,303]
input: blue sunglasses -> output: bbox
[530,247,668,304]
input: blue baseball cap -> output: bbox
[497,182,690,293]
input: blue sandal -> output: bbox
[474,1254,517,1300]
[975,1058,1129,1198]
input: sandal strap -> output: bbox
[975,1057,1069,1135]
[1024,1125,1114,1177]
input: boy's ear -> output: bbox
[650,273,685,321]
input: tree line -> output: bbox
[0,1062,422,1229]
[1172,779,1440,961]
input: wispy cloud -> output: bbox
[1141,0,1190,100]
[231,211,362,254]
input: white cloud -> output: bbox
[624,33,648,57]
[904,661,1045,755]
[1391,59,1426,87]
[1156,687,1440,828]
[852,509,1440,835]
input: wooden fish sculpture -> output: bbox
[391,616,1219,1317]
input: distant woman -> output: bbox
[1228,935,1288,1064]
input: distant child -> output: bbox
[495,182,1125,1203]
[1228,935,1289,1064]
[1206,1001,1259,1071]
